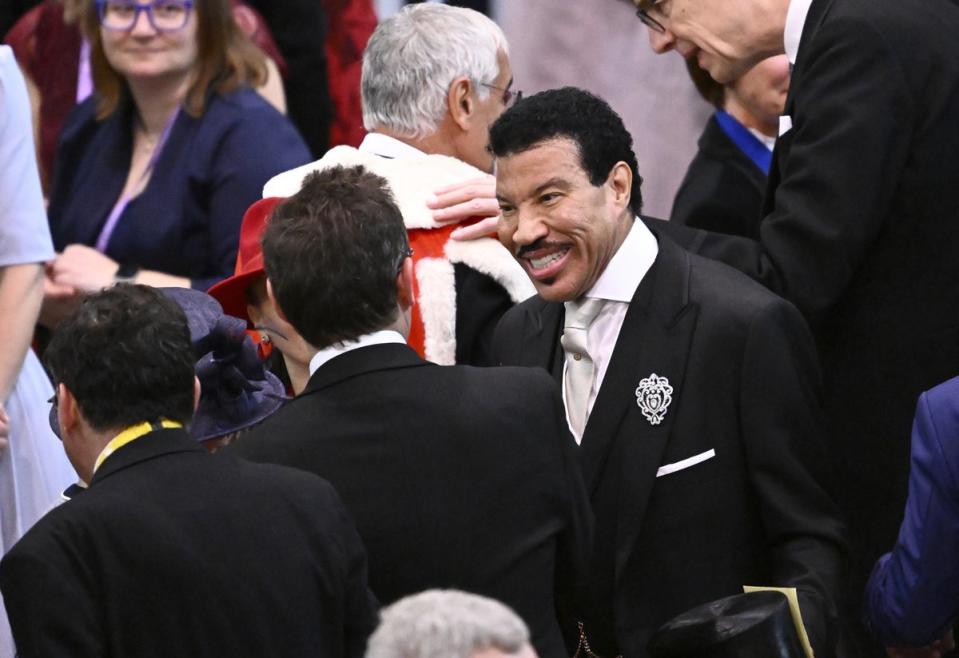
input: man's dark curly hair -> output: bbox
[44,284,196,432]
[489,86,644,215]
[262,165,411,349]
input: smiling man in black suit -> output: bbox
[489,87,846,658]
[230,164,592,658]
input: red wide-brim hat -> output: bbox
[207,197,285,323]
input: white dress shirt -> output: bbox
[358,133,427,160]
[562,219,658,443]
[308,330,408,376]
[747,128,777,152]
[784,0,814,65]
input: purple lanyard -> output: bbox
[94,109,179,253]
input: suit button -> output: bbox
[573,353,583,361]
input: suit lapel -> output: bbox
[783,0,833,114]
[769,0,835,216]
[516,298,565,389]
[576,233,699,582]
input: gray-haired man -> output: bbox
[366,590,538,658]
[262,3,531,367]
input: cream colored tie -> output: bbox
[561,297,605,438]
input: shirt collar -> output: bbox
[747,127,777,152]
[583,218,658,303]
[784,0,814,65]
[308,330,408,376]
[358,133,427,160]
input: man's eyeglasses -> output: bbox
[481,83,523,108]
[394,247,414,274]
[96,0,194,33]
[635,1,667,34]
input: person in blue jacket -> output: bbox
[42,0,310,327]
[864,375,959,657]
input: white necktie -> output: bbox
[561,297,605,438]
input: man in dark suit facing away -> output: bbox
[489,87,847,658]
[0,284,378,658]
[230,165,592,658]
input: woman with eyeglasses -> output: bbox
[41,0,311,327]
[4,0,288,190]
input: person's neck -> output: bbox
[377,128,455,160]
[282,353,311,396]
[70,427,117,484]
[128,75,190,136]
[723,95,778,138]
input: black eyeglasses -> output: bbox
[96,0,194,32]
[394,247,414,274]
[635,1,667,34]
[481,83,523,108]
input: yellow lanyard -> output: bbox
[93,419,183,474]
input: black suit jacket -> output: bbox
[655,0,959,629]
[670,113,767,239]
[231,344,593,658]
[0,429,378,658]
[492,230,847,658]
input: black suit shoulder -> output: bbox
[0,434,378,658]
[239,357,567,459]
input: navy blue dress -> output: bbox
[47,87,311,291]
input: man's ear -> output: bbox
[447,76,475,131]
[57,383,80,435]
[395,256,415,311]
[265,278,290,323]
[606,161,633,213]
[193,376,201,412]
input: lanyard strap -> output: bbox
[713,110,773,176]
[93,419,183,474]
[94,108,180,253]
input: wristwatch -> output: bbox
[113,262,141,284]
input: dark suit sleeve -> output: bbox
[454,263,517,366]
[738,298,848,655]
[326,484,380,658]
[863,387,959,647]
[491,305,523,366]
[0,533,104,656]
[667,20,914,326]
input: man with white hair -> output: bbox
[262,3,531,366]
[366,590,538,658]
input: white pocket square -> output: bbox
[778,115,793,137]
[655,449,716,478]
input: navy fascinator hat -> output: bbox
[161,288,287,442]
[47,288,286,443]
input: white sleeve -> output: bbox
[0,45,55,267]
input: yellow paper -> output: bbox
[743,585,814,658]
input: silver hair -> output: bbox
[365,590,531,658]
[361,4,509,139]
